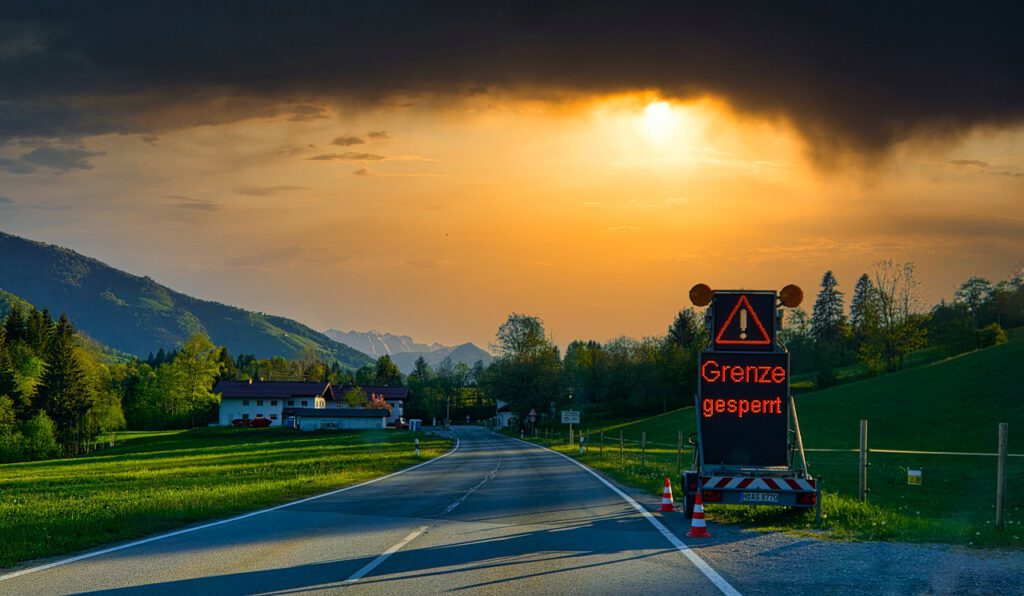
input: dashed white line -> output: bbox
[344,526,428,583]
[443,453,502,515]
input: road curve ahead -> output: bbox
[1,426,733,595]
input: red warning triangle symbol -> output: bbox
[715,295,772,346]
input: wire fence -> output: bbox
[520,422,1021,529]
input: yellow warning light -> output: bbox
[779,284,804,308]
[689,283,713,307]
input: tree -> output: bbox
[164,333,223,428]
[667,308,706,351]
[368,393,393,414]
[495,314,549,361]
[811,271,846,344]
[344,387,368,407]
[374,355,403,386]
[37,314,94,455]
[779,307,814,373]
[863,260,928,371]
[849,273,876,340]
[486,314,561,420]
[409,356,432,383]
[953,276,992,325]
[20,411,60,460]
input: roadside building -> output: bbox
[282,407,389,431]
[495,400,517,428]
[215,380,333,427]
[334,385,410,425]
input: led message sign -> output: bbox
[698,351,789,467]
[712,292,776,352]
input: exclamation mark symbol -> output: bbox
[739,308,748,340]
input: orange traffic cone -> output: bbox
[660,477,675,512]
[686,491,711,538]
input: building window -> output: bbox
[242,400,249,406]
[271,400,277,406]
[270,414,278,420]
[242,413,250,420]
[288,400,294,406]
[257,400,263,406]
[301,400,308,407]
[257,413,263,418]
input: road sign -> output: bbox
[561,410,580,424]
[528,408,537,423]
[698,351,789,466]
[712,291,776,351]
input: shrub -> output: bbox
[21,411,60,460]
[977,323,1008,348]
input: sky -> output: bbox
[1,3,1023,350]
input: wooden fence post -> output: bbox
[996,422,1008,530]
[858,419,869,502]
[641,431,647,466]
[600,431,604,456]
[619,429,624,461]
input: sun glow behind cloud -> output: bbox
[2,90,1022,348]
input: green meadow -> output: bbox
[0,428,450,568]
[521,329,1024,547]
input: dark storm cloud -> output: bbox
[332,135,365,147]
[0,146,103,173]
[1,2,1023,156]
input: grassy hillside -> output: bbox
[0,428,451,568]
[0,231,372,368]
[525,328,1023,546]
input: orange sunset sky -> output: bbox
[1,4,1022,349]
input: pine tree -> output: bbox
[3,304,26,344]
[849,273,875,337]
[409,356,432,383]
[374,355,403,386]
[37,314,94,455]
[811,271,846,344]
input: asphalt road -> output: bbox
[0,426,735,595]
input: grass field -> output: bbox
[0,428,451,568]
[521,328,1024,547]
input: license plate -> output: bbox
[740,492,779,503]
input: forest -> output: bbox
[1,260,1021,462]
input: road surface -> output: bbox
[1,426,734,595]
[3,426,1022,595]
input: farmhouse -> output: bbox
[216,380,333,427]
[334,384,409,425]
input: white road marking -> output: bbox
[443,452,502,515]
[0,437,461,583]
[344,526,428,583]
[511,436,742,596]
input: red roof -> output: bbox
[214,380,333,400]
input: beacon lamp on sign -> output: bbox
[689,283,713,307]
[779,284,803,308]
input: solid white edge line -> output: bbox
[0,436,461,583]
[344,525,428,583]
[510,436,741,596]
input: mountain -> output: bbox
[324,329,443,359]
[0,231,373,368]
[325,329,492,373]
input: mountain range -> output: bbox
[0,231,372,368]
[324,329,492,374]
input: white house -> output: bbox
[215,380,333,427]
[495,400,517,428]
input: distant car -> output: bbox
[393,418,409,429]
[250,417,273,428]
[231,418,250,427]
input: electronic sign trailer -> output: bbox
[681,283,822,526]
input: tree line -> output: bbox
[3,259,1020,461]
